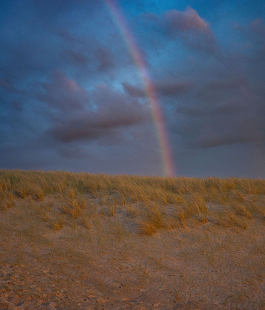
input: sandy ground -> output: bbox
[1,194,265,310]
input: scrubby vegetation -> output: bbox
[0,170,265,309]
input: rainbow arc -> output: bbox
[105,0,175,176]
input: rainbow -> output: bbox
[104,0,175,176]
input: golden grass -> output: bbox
[0,169,264,234]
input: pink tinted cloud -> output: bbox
[164,7,210,33]
[141,7,216,53]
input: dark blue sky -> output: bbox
[0,0,265,177]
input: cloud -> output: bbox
[96,47,115,71]
[163,7,216,53]
[0,2,161,173]
[0,142,17,152]
[140,7,216,53]
[203,79,247,91]
[59,30,116,73]
[39,78,151,143]
[193,133,263,149]
[63,49,89,67]
[122,80,192,98]
[122,83,146,98]
[249,18,265,37]
[175,85,265,149]
[36,70,90,116]
[49,118,117,143]
[0,0,123,87]
[58,145,90,159]
[1,0,264,177]
[234,17,265,49]
[164,7,209,33]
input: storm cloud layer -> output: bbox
[0,0,264,177]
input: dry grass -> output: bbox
[0,169,265,309]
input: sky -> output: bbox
[0,0,265,178]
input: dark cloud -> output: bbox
[203,79,247,91]
[193,133,263,149]
[0,0,125,86]
[122,82,146,98]
[0,142,17,152]
[96,47,115,71]
[63,49,89,67]
[36,70,90,116]
[123,80,192,97]
[249,18,265,36]
[37,78,151,143]
[175,83,265,150]
[58,30,117,75]
[156,81,193,96]
[0,79,10,90]
[49,119,117,143]
[58,145,90,159]
[0,77,27,112]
